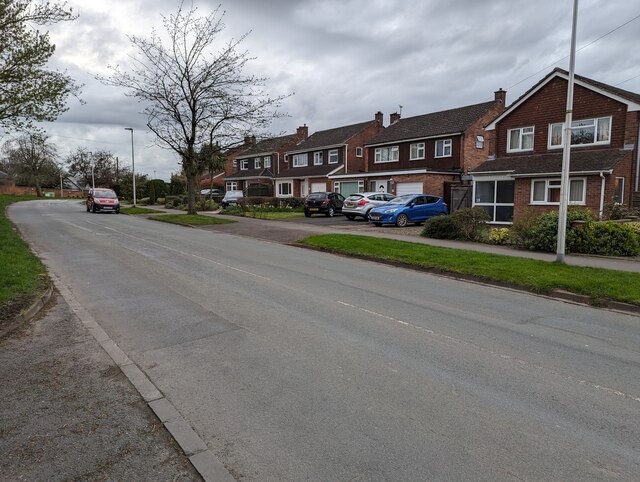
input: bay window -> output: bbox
[473,179,515,223]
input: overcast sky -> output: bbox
[27,0,640,181]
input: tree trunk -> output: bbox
[186,168,197,215]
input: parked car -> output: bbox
[221,190,244,208]
[86,188,120,214]
[304,192,345,217]
[368,194,447,227]
[200,188,224,196]
[342,192,396,220]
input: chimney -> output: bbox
[375,111,383,125]
[250,135,256,145]
[296,124,309,140]
[244,135,251,145]
[390,112,401,124]
[494,88,506,106]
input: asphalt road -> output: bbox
[10,200,640,481]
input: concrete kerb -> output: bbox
[1,283,54,338]
[49,273,235,482]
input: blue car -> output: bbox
[368,194,448,227]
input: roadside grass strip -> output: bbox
[242,211,306,220]
[149,213,237,226]
[300,234,640,306]
[0,195,48,306]
[121,207,159,215]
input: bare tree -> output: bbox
[1,132,58,195]
[65,147,127,189]
[99,3,290,214]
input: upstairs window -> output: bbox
[355,147,363,157]
[548,117,611,148]
[263,156,271,168]
[293,153,308,167]
[328,149,339,164]
[410,142,425,160]
[374,146,399,163]
[314,151,323,165]
[240,159,249,170]
[254,158,261,169]
[435,139,452,158]
[507,126,534,152]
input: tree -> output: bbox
[196,142,226,199]
[99,3,289,214]
[66,148,127,189]
[0,0,82,132]
[1,131,58,195]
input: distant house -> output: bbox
[471,68,640,223]
[330,91,505,208]
[223,126,308,195]
[274,113,384,198]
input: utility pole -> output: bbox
[124,128,136,206]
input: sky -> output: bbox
[21,0,640,181]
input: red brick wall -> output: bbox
[389,173,457,197]
[344,120,384,173]
[462,101,504,174]
[496,78,629,157]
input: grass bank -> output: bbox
[0,195,49,322]
[121,207,160,215]
[149,213,237,226]
[300,234,640,306]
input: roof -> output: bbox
[366,101,497,145]
[287,121,374,153]
[486,68,640,130]
[236,133,300,158]
[274,164,343,179]
[225,168,274,180]
[470,149,631,176]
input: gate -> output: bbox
[449,185,472,213]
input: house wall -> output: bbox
[461,104,503,174]
[345,121,384,173]
[495,78,629,157]
[367,136,462,173]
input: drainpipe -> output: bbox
[599,172,606,220]
[344,144,349,174]
[635,124,640,192]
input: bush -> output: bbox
[421,215,462,239]
[602,202,640,220]
[451,207,490,241]
[196,199,219,211]
[156,197,165,205]
[278,197,305,209]
[488,227,511,245]
[138,197,151,205]
[517,207,594,253]
[581,222,640,257]
[165,195,187,208]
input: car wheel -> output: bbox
[304,210,312,217]
[395,213,408,227]
[92,205,97,213]
[345,214,355,220]
[115,209,120,214]
[373,223,382,227]
[326,207,335,217]
[86,205,90,212]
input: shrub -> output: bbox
[602,202,640,220]
[581,222,640,257]
[279,197,305,209]
[488,227,511,245]
[627,222,640,237]
[138,197,151,205]
[196,199,219,211]
[219,205,244,215]
[451,207,490,241]
[421,215,461,239]
[156,197,165,205]
[517,207,594,253]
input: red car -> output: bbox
[86,188,120,214]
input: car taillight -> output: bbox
[357,199,368,206]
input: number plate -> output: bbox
[309,208,319,211]
[370,215,380,220]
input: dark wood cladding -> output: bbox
[496,77,628,157]
[367,136,462,172]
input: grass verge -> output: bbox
[0,195,49,323]
[121,207,160,215]
[300,234,640,306]
[149,213,237,226]
[242,211,306,220]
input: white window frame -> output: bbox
[435,139,452,158]
[374,146,399,163]
[276,180,293,197]
[313,151,323,166]
[263,156,271,168]
[328,149,339,164]
[293,153,308,167]
[548,116,612,149]
[410,142,425,160]
[530,177,586,205]
[226,181,237,191]
[614,176,625,204]
[254,158,261,169]
[507,126,535,153]
[476,135,485,149]
[472,178,515,224]
[355,147,363,157]
[240,159,249,170]
[232,159,237,169]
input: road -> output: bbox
[9,200,640,481]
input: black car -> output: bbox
[304,192,345,217]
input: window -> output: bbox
[277,181,292,197]
[370,180,391,193]
[548,117,611,148]
[254,158,261,169]
[226,181,237,191]
[410,142,425,160]
[232,160,237,169]
[263,156,271,168]
[240,159,249,170]
[614,177,625,203]
[476,135,485,149]
[435,139,452,158]
[328,149,339,164]
[355,147,363,157]
[473,180,515,223]
[531,178,585,204]
[293,153,307,167]
[507,126,534,152]
[374,146,399,163]
[314,151,323,165]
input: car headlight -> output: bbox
[385,208,399,213]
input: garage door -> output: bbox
[395,182,423,196]
[338,182,359,197]
[311,182,326,192]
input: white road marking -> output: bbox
[337,300,640,404]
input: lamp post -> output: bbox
[124,127,136,207]
[91,163,95,189]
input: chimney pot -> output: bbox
[375,111,383,125]
[494,88,506,105]
[390,112,401,124]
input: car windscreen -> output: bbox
[95,191,117,199]
[307,193,327,200]
[387,195,413,204]
[345,194,364,201]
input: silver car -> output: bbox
[342,192,396,220]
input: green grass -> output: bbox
[121,207,160,215]
[149,213,237,226]
[300,234,640,306]
[0,195,49,307]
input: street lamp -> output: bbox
[124,127,136,206]
[91,163,95,189]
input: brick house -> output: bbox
[331,92,505,207]
[471,68,640,223]
[274,113,384,198]
[223,126,309,195]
